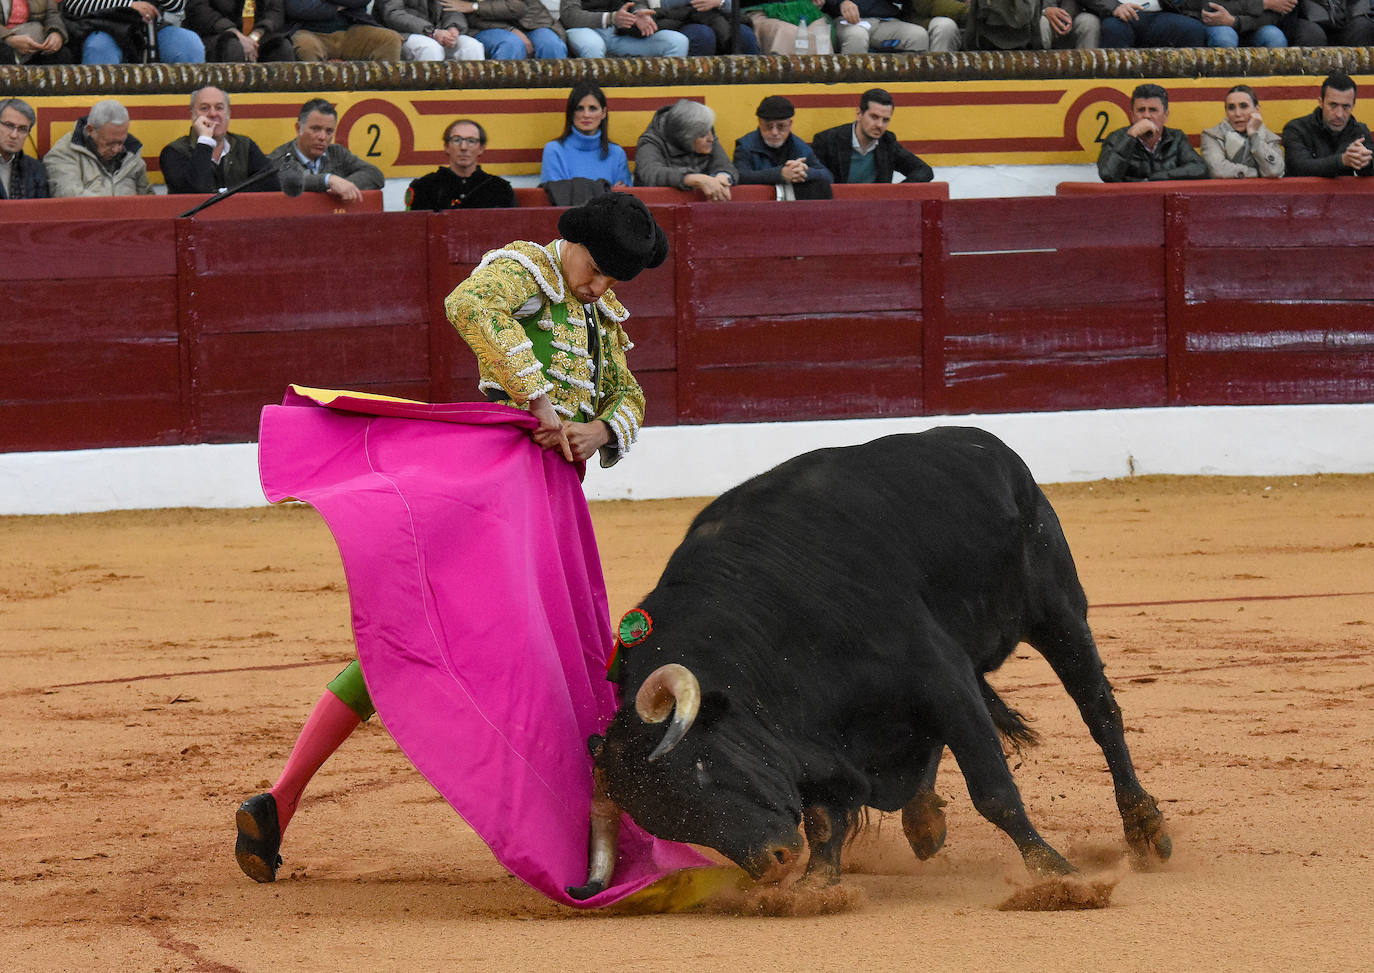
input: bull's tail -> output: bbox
[980,679,1039,748]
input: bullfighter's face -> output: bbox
[597,692,806,882]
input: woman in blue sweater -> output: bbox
[540,81,632,187]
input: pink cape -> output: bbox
[257,388,710,908]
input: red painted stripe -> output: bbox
[1093,590,1374,609]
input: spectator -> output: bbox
[1085,0,1206,47]
[270,98,384,204]
[965,0,1099,48]
[1178,0,1286,45]
[160,86,280,194]
[1289,0,1372,46]
[540,81,632,187]
[186,0,297,61]
[406,118,516,210]
[633,99,737,201]
[63,0,206,62]
[284,0,403,59]
[1281,73,1373,179]
[821,0,959,52]
[375,0,485,61]
[733,95,833,200]
[0,98,49,198]
[650,0,761,54]
[1200,84,1283,179]
[743,0,834,53]
[444,0,567,59]
[1097,83,1207,183]
[1,0,75,64]
[560,0,689,56]
[44,99,154,197]
[811,87,934,184]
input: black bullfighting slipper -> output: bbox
[235,792,283,883]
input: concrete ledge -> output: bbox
[1,404,1370,515]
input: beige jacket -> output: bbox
[1200,120,1285,179]
[0,0,68,62]
[44,124,154,197]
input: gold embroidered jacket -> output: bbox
[444,239,645,466]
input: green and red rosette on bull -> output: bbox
[606,608,652,683]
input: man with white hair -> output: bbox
[0,98,49,199]
[43,99,153,197]
[376,0,485,61]
[159,85,280,194]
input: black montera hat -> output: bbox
[558,192,670,282]
[756,95,795,120]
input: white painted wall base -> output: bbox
[2,404,1369,515]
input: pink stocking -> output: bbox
[269,691,361,833]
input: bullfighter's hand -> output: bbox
[529,395,574,462]
[563,420,612,463]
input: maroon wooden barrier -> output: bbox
[180,212,431,441]
[924,195,1168,415]
[831,182,950,201]
[3,191,1372,454]
[675,199,925,423]
[0,190,384,222]
[1165,192,1374,405]
[1,218,181,451]
[1057,178,1374,196]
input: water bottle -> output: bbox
[815,19,832,54]
[794,17,810,55]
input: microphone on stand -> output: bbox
[178,159,298,218]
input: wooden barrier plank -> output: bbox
[679,310,921,423]
[1184,247,1374,302]
[943,247,1164,311]
[1172,350,1374,404]
[0,191,383,222]
[682,200,923,258]
[1178,193,1374,248]
[940,356,1167,414]
[0,399,182,452]
[942,195,1164,252]
[938,307,1165,358]
[5,219,177,279]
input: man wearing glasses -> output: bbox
[405,118,515,211]
[0,98,49,199]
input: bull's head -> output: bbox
[594,662,805,882]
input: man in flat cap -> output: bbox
[232,191,669,886]
[733,95,834,200]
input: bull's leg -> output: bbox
[900,744,947,860]
[939,686,1073,876]
[1029,612,1171,865]
[801,803,855,884]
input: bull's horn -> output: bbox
[636,663,701,762]
[567,784,621,901]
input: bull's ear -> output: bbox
[586,733,605,758]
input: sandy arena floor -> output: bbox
[2,473,1372,972]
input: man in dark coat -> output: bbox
[1281,72,1374,178]
[733,95,833,201]
[1097,83,1207,182]
[186,0,297,61]
[406,119,515,211]
[0,98,49,199]
[270,98,384,204]
[811,88,934,184]
[159,86,279,194]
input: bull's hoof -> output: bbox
[901,790,948,861]
[1022,843,1075,877]
[566,880,606,901]
[1122,796,1172,865]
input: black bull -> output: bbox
[569,427,1171,898]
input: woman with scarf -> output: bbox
[632,98,738,201]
